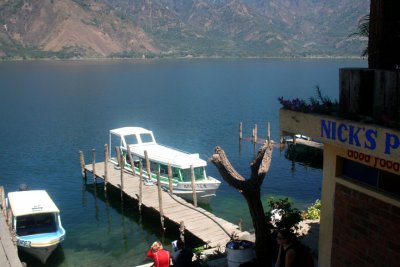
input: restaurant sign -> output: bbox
[321,119,400,155]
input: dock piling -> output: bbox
[104,144,108,192]
[115,148,124,196]
[253,124,258,143]
[92,149,96,183]
[179,221,185,243]
[168,164,173,194]
[157,172,165,230]
[239,122,243,140]
[144,150,152,183]
[138,161,143,212]
[79,151,87,180]
[190,165,198,207]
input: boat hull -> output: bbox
[114,159,221,204]
[168,182,220,204]
[18,243,59,264]
[16,230,65,264]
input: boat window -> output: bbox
[194,167,206,179]
[125,134,138,145]
[181,169,191,182]
[140,133,153,143]
[180,167,206,182]
[16,213,57,236]
[160,164,168,175]
[110,137,122,160]
[151,162,159,172]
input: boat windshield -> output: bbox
[16,213,57,236]
[180,167,206,182]
[125,134,138,146]
[140,133,153,143]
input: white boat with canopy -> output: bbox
[6,190,66,263]
[109,127,221,204]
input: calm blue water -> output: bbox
[0,58,366,266]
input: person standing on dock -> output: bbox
[147,241,171,267]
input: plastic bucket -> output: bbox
[226,240,255,267]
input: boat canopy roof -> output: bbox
[8,190,60,217]
[129,143,207,169]
[110,127,206,169]
[110,127,154,139]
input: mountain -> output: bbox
[0,0,369,59]
[0,0,158,59]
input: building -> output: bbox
[280,68,400,266]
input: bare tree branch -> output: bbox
[250,141,273,187]
[210,142,274,266]
[210,146,246,190]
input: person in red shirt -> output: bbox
[147,241,171,267]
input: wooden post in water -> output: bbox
[267,122,271,142]
[104,144,108,192]
[115,146,121,168]
[190,165,198,207]
[239,122,243,140]
[179,221,185,243]
[127,145,135,173]
[92,149,96,183]
[144,150,152,182]
[157,172,165,230]
[254,124,258,143]
[168,164,173,194]
[79,150,87,181]
[138,161,143,212]
[238,218,243,232]
[116,148,124,196]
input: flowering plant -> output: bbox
[278,86,338,115]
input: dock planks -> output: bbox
[84,162,251,249]
[0,187,24,267]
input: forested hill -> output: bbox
[0,0,369,59]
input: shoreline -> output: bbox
[0,55,365,63]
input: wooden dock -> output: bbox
[82,161,251,250]
[0,187,24,267]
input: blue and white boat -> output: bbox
[7,190,66,263]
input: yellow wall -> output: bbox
[318,143,336,267]
[280,109,400,266]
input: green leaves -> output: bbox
[303,199,321,220]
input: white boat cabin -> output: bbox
[109,127,208,182]
[7,190,61,236]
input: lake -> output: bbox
[0,58,366,266]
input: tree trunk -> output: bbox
[210,142,274,266]
[242,188,273,265]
